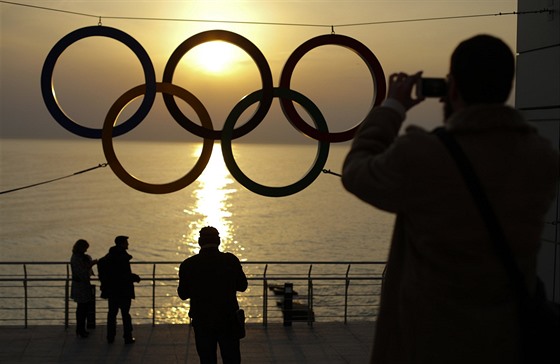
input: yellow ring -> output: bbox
[102,82,214,194]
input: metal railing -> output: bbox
[0,261,386,328]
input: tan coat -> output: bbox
[70,253,94,303]
[342,105,558,364]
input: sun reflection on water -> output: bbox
[169,143,242,323]
[182,143,239,256]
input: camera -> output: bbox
[420,78,447,98]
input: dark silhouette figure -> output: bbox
[98,235,141,344]
[70,239,97,338]
[178,226,248,364]
[342,35,558,364]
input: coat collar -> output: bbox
[108,245,132,260]
[445,104,534,134]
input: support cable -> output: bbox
[0,1,552,29]
[0,163,108,195]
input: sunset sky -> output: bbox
[1,0,519,144]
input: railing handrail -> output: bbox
[0,260,386,265]
[0,276,383,282]
[0,260,386,328]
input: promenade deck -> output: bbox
[0,322,374,363]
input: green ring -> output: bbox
[221,88,330,197]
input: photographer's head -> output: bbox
[446,34,514,115]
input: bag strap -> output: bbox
[433,127,530,303]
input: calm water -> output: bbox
[0,139,393,324]
[0,138,393,262]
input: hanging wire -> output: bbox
[0,163,108,195]
[322,169,342,178]
[0,1,552,29]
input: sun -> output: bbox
[191,41,239,74]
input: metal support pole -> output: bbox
[345,264,352,324]
[283,282,293,327]
[263,264,268,327]
[65,264,70,329]
[23,264,28,329]
[152,264,156,327]
[307,265,313,327]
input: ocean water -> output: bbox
[0,139,393,324]
[0,138,394,263]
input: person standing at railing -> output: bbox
[342,35,558,364]
[70,239,97,338]
[178,226,248,364]
[97,235,141,345]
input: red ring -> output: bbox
[279,34,386,142]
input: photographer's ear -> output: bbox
[446,75,464,108]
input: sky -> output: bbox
[0,0,519,145]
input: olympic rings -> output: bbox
[42,26,387,195]
[221,88,330,197]
[162,30,274,140]
[41,26,157,139]
[102,82,214,194]
[279,34,386,142]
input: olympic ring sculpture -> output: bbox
[162,30,274,140]
[279,34,386,142]
[102,82,214,194]
[41,26,157,138]
[221,87,330,197]
[41,26,386,196]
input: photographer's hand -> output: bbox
[387,71,425,111]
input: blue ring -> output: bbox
[41,26,156,139]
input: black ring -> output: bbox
[162,30,274,140]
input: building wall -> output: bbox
[516,0,560,302]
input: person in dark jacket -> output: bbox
[98,235,141,344]
[178,226,248,364]
[70,239,97,338]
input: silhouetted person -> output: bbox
[70,239,97,338]
[178,226,248,364]
[98,235,141,344]
[342,34,558,363]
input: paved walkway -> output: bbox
[0,322,375,363]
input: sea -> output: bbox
[0,138,394,262]
[0,138,394,324]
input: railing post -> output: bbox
[65,264,70,329]
[263,264,268,327]
[23,264,28,328]
[344,264,351,324]
[88,285,96,329]
[283,283,293,327]
[152,263,156,327]
[307,264,313,327]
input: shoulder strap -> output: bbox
[433,127,529,302]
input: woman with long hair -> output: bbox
[70,239,97,338]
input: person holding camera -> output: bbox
[342,34,558,363]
